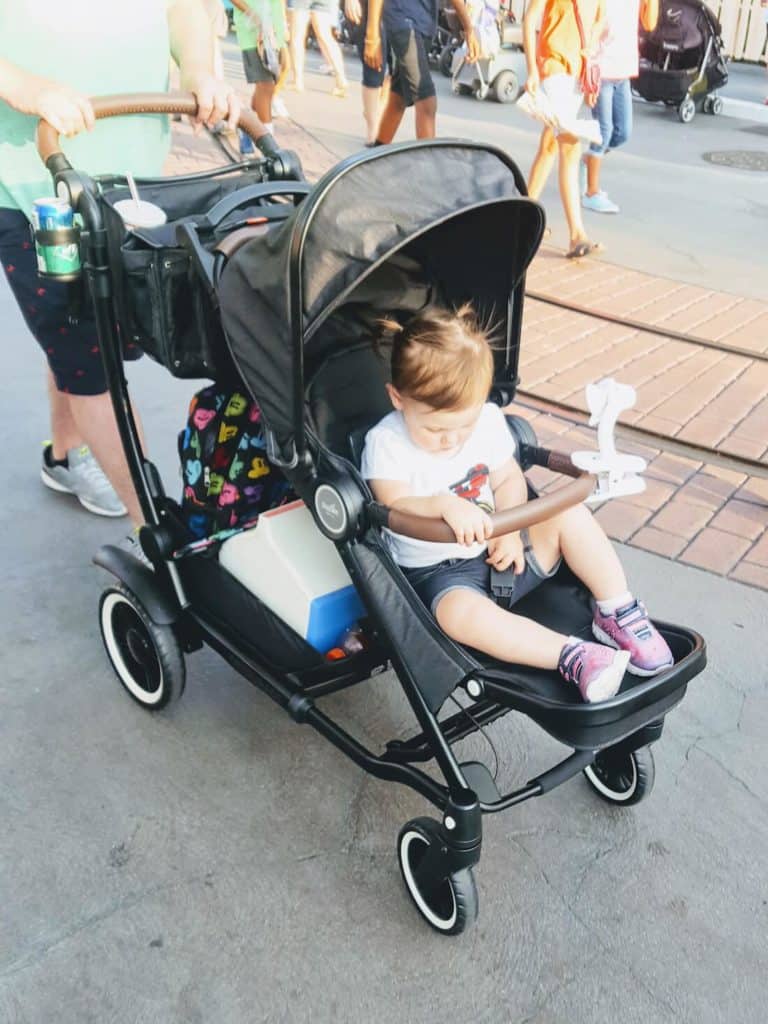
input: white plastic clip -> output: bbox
[570,378,646,505]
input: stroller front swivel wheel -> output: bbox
[677,96,696,123]
[583,745,655,806]
[397,817,478,935]
[99,584,185,709]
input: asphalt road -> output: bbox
[253,43,768,300]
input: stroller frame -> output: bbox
[41,97,706,934]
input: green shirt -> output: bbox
[0,0,171,217]
[233,0,287,51]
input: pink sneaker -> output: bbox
[558,640,630,703]
[592,600,674,677]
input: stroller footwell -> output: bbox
[471,564,706,750]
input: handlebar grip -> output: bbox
[36,91,271,166]
[385,472,595,544]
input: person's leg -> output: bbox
[413,94,437,137]
[436,588,568,669]
[527,126,557,200]
[376,89,407,142]
[557,133,595,251]
[526,504,627,602]
[67,392,145,525]
[310,9,349,92]
[289,9,311,89]
[47,370,84,457]
[362,85,383,142]
[584,81,612,197]
[252,80,276,125]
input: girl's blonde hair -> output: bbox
[382,304,494,411]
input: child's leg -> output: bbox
[413,94,437,138]
[527,504,627,602]
[527,126,557,200]
[252,81,275,125]
[376,90,407,143]
[435,587,628,701]
[436,588,568,669]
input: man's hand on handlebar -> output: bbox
[18,76,95,137]
[179,69,241,132]
[440,495,493,547]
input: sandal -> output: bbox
[566,240,602,260]
[332,85,348,99]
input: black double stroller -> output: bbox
[38,94,706,935]
[635,0,728,123]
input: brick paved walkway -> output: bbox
[164,113,768,590]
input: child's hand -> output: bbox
[440,496,493,546]
[486,532,525,573]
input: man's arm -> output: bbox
[449,0,480,62]
[364,0,384,70]
[522,0,546,91]
[0,57,95,136]
[166,0,240,129]
[640,0,659,32]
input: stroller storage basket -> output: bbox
[100,170,305,379]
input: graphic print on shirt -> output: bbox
[449,463,494,514]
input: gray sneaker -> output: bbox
[41,443,127,518]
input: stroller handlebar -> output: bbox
[36,91,277,167]
[383,470,595,545]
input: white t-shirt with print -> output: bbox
[361,403,517,568]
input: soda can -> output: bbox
[31,197,81,277]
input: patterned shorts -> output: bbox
[0,207,142,396]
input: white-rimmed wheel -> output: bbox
[583,745,655,806]
[397,817,478,935]
[99,584,185,709]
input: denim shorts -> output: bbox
[0,207,142,396]
[402,529,561,616]
[589,78,633,156]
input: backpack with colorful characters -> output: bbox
[178,384,295,541]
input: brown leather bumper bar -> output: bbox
[36,91,270,165]
[381,448,594,544]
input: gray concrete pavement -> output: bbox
[251,43,768,300]
[1,257,767,1021]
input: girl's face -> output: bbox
[387,384,483,457]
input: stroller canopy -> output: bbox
[642,0,722,49]
[219,141,544,455]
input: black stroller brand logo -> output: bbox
[314,484,349,537]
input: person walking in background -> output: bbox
[581,0,658,213]
[287,0,349,97]
[524,0,606,259]
[232,0,288,136]
[364,0,478,143]
[345,0,390,144]
[0,0,240,527]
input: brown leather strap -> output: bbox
[385,471,595,544]
[213,223,270,259]
[36,91,268,164]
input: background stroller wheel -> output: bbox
[711,96,723,115]
[583,745,655,806]
[397,817,478,935]
[492,69,519,104]
[677,96,696,123]
[440,44,456,77]
[473,82,489,102]
[99,584,185,709]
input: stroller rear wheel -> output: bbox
[99,583,185,709]
[397,817,478,935]
[583,745,655,806]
